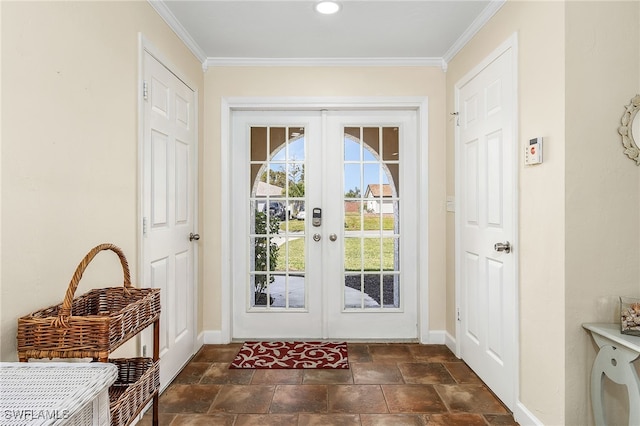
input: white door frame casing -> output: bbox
[137,34,199,382]
[219,97,432,344]
[454,34,519,409]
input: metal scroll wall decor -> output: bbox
[619,94,640,165]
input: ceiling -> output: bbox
[151,0,504,68]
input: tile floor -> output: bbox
[139,343,519,426]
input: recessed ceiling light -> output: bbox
[315,1,340,15]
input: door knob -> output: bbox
[329,233,337,242]
[313,233,321,242]
[494,241,511,253]
[189,233,200,241]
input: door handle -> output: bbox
[494,241,511,253]
[189,233,200,241]
[313,233,321,242]
[329,233,337,242]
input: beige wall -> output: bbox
[202,66,447,333]
[446,1,567,424]
[0,1,204,360]
[3,1,640,424]
[447,1,640,425]
[565,2,640,425]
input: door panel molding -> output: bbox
[220,97,430,343]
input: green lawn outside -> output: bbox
[280,212,394,233]
[274,212,396,271]
[276,237,395,271]
[280,219,305,233]
[344,213,395,231]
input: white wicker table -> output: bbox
[0,362,118,426]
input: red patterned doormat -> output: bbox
[229,341,349,369]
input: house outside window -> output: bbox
[364,184,393,214]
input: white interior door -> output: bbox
[457,44,517,409]
[141,51,197,388]
[231,109,418,340]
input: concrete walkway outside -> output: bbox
[268,276,379,308]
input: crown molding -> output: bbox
[147,0,208,67]
[149,0,502,73]
[205,57,446,69]
[442,0,506,65]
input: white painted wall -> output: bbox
[0,1,204,361]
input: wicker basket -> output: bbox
[109,358,159,426]
[16,243,161,361]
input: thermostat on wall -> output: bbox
[525,137,543,165]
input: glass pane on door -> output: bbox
[343,127,401,310]
[249,126,306,309]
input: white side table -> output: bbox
[0,362,118,426]
[583,323,640,426]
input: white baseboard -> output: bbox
[427,330,447,344]
[445,331,458,356]
[204,329,451,345]
[200,330,227,344]
[513,400,544,426]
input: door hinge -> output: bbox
[457,307,461,322]
[142,344,147,357]
[143,80,148,101]
[451,111,460,127]
[143,217,148,235]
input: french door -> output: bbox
[231,109,418,340]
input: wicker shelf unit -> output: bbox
[16,243,161,426]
